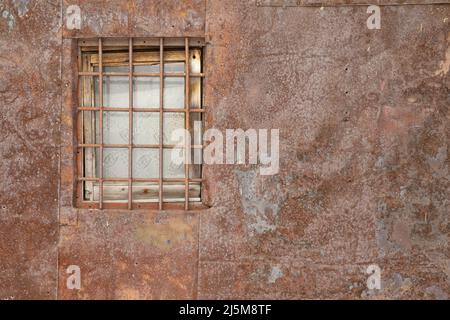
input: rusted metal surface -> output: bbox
[62,0,206,38]
[256,0,450,6]
[0,0,61,299]
[1,0,450,300]
[58,210,199,299]
[201,1,450,299]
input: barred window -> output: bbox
[76,38,204,210]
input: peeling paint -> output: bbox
[1,10,15,32]
[12,0,29,18]
[235,169,286,236]
[425,285,449,300]
[426,145,448,178]
[268,266,283,284]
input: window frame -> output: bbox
[75,37,206,210]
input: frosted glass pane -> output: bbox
[164,77,184,108]
[163,112,185,145]
[163,149,185,178]
[132,149,159,179]
[95,75,129,108]
[103,148,128,178]
[104,66,128,73]
[133,77,160,108]
[134,64,159,73]
[103,112,129,144]
[190,149,202,179]
[164,62,184,73]
[133,112,159,145]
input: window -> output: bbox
[76,38,204,210]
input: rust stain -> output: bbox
[136,216,194,249]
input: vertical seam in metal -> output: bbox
[56,0,64,298]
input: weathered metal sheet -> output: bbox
[58,211,199,299]
[0,0,61,299]
[201,0,450,299]
[62,0,205,38]
[256,0,450,6]
[0,0,449,300]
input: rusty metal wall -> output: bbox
[1,0,449,299]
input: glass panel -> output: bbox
[132,148,159,179]
[189,113,202,179]
[164,50,184,73]
[103,148,128,178]
[104,66,128,73]
[164,77,185,108]
[163,112,185,145]
[163,148,185,179]
[134,64,159,73]
[82,49,203,204]
[164,62,185,73]
[82,110,99,144]
[95,75,129,108]
[103,112,129,144]
[133,77,160,108]
[133,112,159,145]
[189,148,202,179]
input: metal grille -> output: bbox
[76,37,205,210]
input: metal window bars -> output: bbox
[76,37,205,210]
